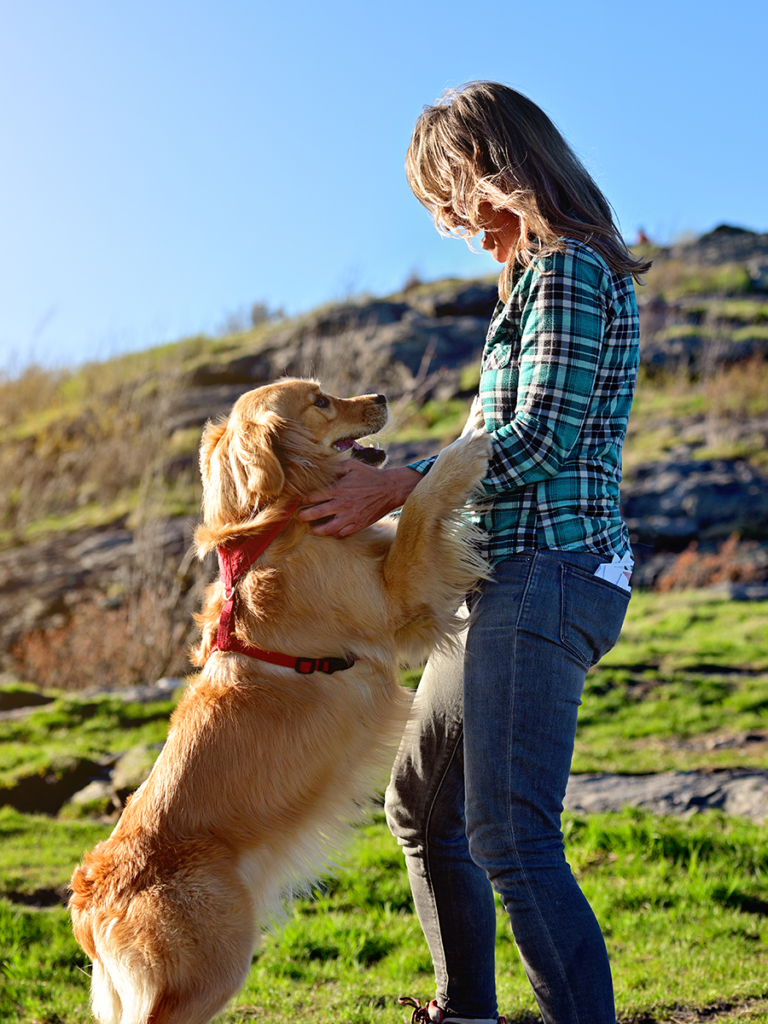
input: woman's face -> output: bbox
[478,204,521,263]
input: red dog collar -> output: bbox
[213,501,356,675]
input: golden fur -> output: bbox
[69,378,490,1024]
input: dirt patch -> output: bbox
[619,997,768,1022]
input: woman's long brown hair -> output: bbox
[406,81,651,299]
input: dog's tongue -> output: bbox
[335,439,365,452]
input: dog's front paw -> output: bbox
[458,427,492,466]
[430,428,491,497]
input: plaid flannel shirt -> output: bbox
[410,239,640,564]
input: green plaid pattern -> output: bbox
[410,240,639,564]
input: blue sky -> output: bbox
[1,0,766,373]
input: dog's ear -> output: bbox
[199,412,286,525]
[228,413,286,505]
[200,420,240,526]
[199,420,228,484]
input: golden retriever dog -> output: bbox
[69,377,490,1024]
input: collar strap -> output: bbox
[217,499,301,599]
[217,636,357,675]
[213,500,356,675]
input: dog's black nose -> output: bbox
[374,394,387,404]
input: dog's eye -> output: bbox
[313,396,329,408]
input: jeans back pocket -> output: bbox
[559,563,631,669]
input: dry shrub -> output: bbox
[0,399,149,534]
[656,534,768,592]
[9,467,211,692]
[704,356,768,421]
[0,364,67,433]
[11,589,194,692]
[0,357,190,537]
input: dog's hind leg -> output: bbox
[146,985,246,1024]
[143,896,259,1024]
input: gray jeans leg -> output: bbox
[385,621,499,1019]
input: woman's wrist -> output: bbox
[383,465,423,510]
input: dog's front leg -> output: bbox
[382,429,490,651]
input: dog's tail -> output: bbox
[89,959,221,1024]
[77,924,233,1024]
[90,955,153,1024]
[88,953,247,1024]
[70,862,162,1024]
[71,855,256,1024]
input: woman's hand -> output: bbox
[297,462,422,537]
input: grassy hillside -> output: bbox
[1,236,767,547]
[0,233,766,691]
[2,233,768,1021]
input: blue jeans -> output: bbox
[385,550,630,1024]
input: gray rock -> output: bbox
[622,458,768,548]
[706,581,768,601]
[565,770,768,822]
[111,743,164,805]
[670,224,768,267]
[403,280,499,319]
[188,295,488,405]
[730,582,768,601]
[66,779,115,818]
[83,676,184,704]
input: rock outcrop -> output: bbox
[671,224,768,285]
[2,228,768,683]
[565,769,768,823]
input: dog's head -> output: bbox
[199,378,388,528]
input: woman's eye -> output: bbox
[314,396,329,408]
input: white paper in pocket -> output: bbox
[593,556,633,592]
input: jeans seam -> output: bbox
[424,722,465,1005]
[505,554,583,1023]
[559,563,589,667]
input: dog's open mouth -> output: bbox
[332,437,387,467]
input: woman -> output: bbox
[298,81,650,1024]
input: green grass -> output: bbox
[0,693,176,789]
[3,809,768,1023]
[603,590,768,673]
[0,807,108,899]
[643,261,753,299]
[574,590,768,773]
[712,299,768,324]
[733,324,768,343]
[393,396,473,443]
[1,587,768,1020]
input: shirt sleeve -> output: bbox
[482,247,610,493]
[407,456,434,475]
